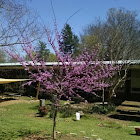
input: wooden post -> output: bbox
[102,88,105,106]
[36,81,40,100]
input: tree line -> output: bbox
[1,2,140,63]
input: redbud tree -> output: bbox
[6,24,119,139]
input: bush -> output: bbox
[91,104,115,114]
[38,106,48,116]
[59,104,74,118]
[72,96,83,104]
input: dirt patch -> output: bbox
[0,99,38,107]
[23,135,49,140]
[21,134,50,140]
[59,135,87,140]
[21,134,85,140]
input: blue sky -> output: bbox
[28,0,140,37]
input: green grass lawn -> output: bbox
[0,98,140,140]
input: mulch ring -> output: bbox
[21,134,83,140]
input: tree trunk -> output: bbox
[53,105,58,140]
[36,81,40,100]
[108,69,128,104]
[108,88,114,104]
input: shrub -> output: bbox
[59,104,74,118]
[91,104,115,114]
[38,106,48,116]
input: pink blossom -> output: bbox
[5,25,119,105]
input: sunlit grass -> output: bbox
[0,98,139,140]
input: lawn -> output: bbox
[0,97,139,140]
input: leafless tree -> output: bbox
[0,0,44,47]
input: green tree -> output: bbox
[8,57,18,63]
[81,35,99,48]
[60,24,79,55]
[37,41,50,61]
[24,52,35,61]
[81,34,105,58]
[48,53,57,62]
[0,49,6,63]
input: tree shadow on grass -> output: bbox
[21,134,50,140]
[0,97,16,103]
[109,114,140,122]
[130,134,137,136]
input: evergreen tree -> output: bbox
[60,24,79,55]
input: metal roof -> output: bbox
[0,60,140,69]
[0,60,140,66]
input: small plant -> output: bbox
[49,106,55,118]
[59,104,74,118]
[38,106,48,116]
[18,128,37,137]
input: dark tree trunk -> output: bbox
[52,95,58,140]
[53,105,58,140]
[108,88,114,104]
